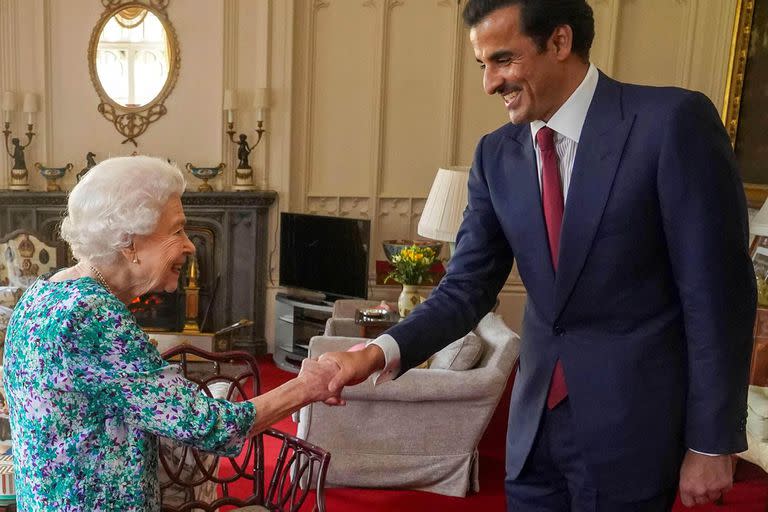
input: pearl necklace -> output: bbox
[88,265,114,295]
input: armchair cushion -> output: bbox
[429,332,484,371]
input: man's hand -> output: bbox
[318,345,386,405]
[678,450,734,507]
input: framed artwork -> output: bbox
[724,0,768,208]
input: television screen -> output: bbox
[279,212,370,300]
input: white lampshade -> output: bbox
[418,166,470,242]
[2,91,16,112]
[223,89,237,111]
[253,88,269,109]
[22,93,38,113]
[752,198,768,237]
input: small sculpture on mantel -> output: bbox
[236,134,252,170]
[77,152,97,182]
[10,138,26,171]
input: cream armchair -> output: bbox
[295,313,519,497]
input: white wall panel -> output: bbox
[613,0,689,86]
[455,25,508,166]
[307,1,379,196]
[379,0,455,197]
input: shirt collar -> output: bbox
[531,63,599,147]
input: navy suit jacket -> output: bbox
[386,72,756,499]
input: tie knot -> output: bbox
[536,126,556,152]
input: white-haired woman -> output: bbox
[3,156,338,511]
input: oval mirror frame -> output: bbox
[87,0,180,146]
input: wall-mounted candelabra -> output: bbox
[2,91,38,191]
[223,88,269,191]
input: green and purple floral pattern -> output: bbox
[3,277,255,511]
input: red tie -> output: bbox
[537,126,568,409]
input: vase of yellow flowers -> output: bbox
[385,244,439,317]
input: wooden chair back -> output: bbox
[158,346,330,512]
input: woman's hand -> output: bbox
[297,357,342,403]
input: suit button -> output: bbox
[553,325,565,336]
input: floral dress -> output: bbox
[3,276,256,511]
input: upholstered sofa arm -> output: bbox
[341,368,510,402]
[323,318,363,338]
[308,335,514,402]
[309,335,368,354]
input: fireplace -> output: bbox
[129,291,182,332]
[0,190,277,354]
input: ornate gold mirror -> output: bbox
[88,0,180,146]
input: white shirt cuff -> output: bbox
[689,449,724,456]
[367,334,401,385]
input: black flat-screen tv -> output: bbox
[280,212,370,300]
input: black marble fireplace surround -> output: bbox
[0,191,277,354]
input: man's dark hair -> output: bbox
[463,0,594,61]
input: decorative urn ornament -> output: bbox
[35,162,73,192]
[185,162,226,192]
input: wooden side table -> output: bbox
[354,309,400,339]
[752,307,768,386]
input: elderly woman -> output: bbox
[3,156,338,511]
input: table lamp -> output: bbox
[417,166,470,256]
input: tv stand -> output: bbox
[273,293,333,373]
[284,294,333,308]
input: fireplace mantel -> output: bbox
[0,190,277,354]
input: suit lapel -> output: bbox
[504,127,556,316]
[554,74,636,318]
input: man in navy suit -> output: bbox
[317,0,756,509]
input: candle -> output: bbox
[227,109,233,123]
[255,108,264,123]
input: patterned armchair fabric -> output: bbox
[0,230,64,289]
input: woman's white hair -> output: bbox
[60,155,186,265]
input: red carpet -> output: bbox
[228,355,768,511]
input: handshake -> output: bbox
[295,344,387,406]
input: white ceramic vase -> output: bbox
[398,284,421,317]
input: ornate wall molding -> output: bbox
[445,0,463,165]
[674,0,698,87]
[41,0,53,167]
[306,196,370,218]
[590,0,621,76]
[222,0,238,186]
[0,0,20,189]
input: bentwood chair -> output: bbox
[159,346,330,512]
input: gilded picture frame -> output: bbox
[723,0,768,208]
